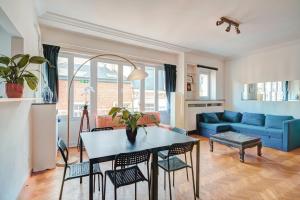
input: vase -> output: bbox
[126,126,138,144]
[5,83,24,98]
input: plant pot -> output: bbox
[5,83,24,98]
[126,127,138,144]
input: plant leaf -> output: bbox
[29,56,47,64]
[0,56,10,66]
[11,54,24,61]
[23,73,38,90]
[17,54,30,68]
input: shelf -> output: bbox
[0,98,39,103]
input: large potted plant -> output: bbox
[0,54,49,98]
[108,107,159,143]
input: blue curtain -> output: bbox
[164,64,176,112]
[43,44,60,102]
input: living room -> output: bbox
[0,0,300,200]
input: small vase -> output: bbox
[126,127,138,144]
[5,83,24,98]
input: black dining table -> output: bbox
[80,126,200,200]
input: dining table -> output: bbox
[80,126,200,200]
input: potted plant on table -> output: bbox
[0,54,49,98]
[108,107,159,144]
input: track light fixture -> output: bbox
[216,17,241,34]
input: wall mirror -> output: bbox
[242,80,300,101]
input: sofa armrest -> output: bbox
[283,119,300,151]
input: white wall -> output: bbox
[0,0,40,199]
[0,25,11,56]
[225,40,300,118]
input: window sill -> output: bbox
[0,98,39,103]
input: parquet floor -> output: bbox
[18,136,300,200]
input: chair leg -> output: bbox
[135,182,137,200]
[168,171,172,200]
[191,167,196,200]
[98,174,100,191]
[103,174,107,200]
[173,171,175,187]
[164,171,166,190]
[59,167,67,200]
[94,175,96,192]
[114,185,117,200]
[185,153,189,181]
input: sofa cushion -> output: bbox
[202,113,220,123]
[231,123,282,139]
[265,115,293,129]
[222,110,242,123]
[200,122,231,132]
[241,112,265,126]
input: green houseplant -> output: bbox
[0,54,50,98]
[108,107,159,143]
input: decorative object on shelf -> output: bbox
[108,107,159,143]
[41,85,54,103]
[0,54,51,98]
[187,75,193,91]
[216,17,241,34]
[65,54,148,164]
[187,82,192,91]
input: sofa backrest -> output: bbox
[222,110,242,123]
[241,112,265,126]
[265,114,294,129]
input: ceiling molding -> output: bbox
[38,12,192,53]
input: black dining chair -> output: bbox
[158,127,190,184]
[158,141,196,200]
[103,150,151,200]
[57,138,103,200]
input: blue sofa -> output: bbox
[196,110,300,151]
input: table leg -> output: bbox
[209,139,213,152]
[150,151,158,200]
[196,141,200,197]
[257,142,262,156]
[80,137,83,183]
[239,148,245,163]
[89,160,93,200]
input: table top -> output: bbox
[210,131,260,145]
[81,126,199,162]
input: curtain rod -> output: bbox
[197,65,218,71]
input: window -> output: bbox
[57,57,68,115]
[123,65,141,112]
[158,69,167,111]
[145,67,155,112]
[97,62,118,115]
[199,72,210,98]
[73,57,91,117]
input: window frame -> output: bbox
[56,53,166,118]
[198,69,211,100]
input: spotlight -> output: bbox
[216,20,224,26]
[225,24,231,32]
[236,26,241,34]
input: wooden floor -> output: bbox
[19,136,300,200]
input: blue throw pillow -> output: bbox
[265,115,293,129]
[242,112,265,126]
[222,110,242,123]
[203,113,220,123]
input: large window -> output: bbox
[73,57,91,117]
[145,67,155,112]
[57,57,68,116]
[97,62,118,115]
[57,53,168,123]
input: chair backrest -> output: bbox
[168,142,194,157]
[57,138,68,164]
[114,150,150,169]
[91,127,114,132]
[172,127,187,135]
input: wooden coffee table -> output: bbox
[209,131,262,163]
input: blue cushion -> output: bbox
[265,115,293,129]
[222,110,242,123]
[242,112,265,126]
[202,113,220,123]
[200,122,231,132]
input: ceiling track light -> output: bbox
[216,17,241,34]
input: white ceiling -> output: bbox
[36,0,300,58]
